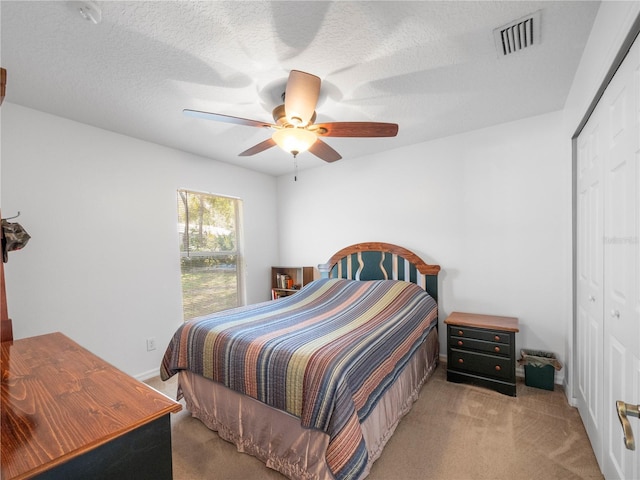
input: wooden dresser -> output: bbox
[445,311,519,396]
[1,332,182,479]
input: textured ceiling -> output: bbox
[1,1,600,176]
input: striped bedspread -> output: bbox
[161,278,437,480]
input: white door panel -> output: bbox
[577,33,640,480]
[601,35,640,480]
[577,96,606,465]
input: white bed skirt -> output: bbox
[178,326,439,480]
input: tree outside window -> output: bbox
[177,189,244,320]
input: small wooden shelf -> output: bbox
[271,266,313,299]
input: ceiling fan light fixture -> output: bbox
[185,69,397,163]
[272,128,317,157]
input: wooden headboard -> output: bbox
[318,242,441,302]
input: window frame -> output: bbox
[177,189,246,320]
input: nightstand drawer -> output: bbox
[448,336,512,357]
[449,348,512,380]
[449,325,512,345]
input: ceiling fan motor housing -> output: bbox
[272,104,316,128]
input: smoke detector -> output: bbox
[494,10,541,57]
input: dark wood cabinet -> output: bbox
[445,311,519,396]
[271,266,313,299]
[1,332,182,479]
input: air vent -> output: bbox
[494,11,541,57]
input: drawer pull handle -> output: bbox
[494,335,501,341]
[495,365,501,371]
[458,358,464,364]
[457,340,463,346]
[494,346,501,353]
[458,330,464,336]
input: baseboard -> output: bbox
[136,367,160,382]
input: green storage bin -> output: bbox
[518,349,562,391]
[524,364,555,390]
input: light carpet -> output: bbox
[145,365,603,480]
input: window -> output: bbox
[177,189,244,320]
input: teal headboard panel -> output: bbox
[318,242,440,302]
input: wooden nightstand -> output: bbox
[445,311,519,396]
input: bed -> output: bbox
[161,242,440,480]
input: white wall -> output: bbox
[276,110,569,382]
[4,2,635,389]
[562,1,640,401]
[1,103,279,379]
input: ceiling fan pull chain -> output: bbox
[294,157,298,182]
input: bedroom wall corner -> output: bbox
[0,103,280,379]
[275,110,569,386]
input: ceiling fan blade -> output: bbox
[308,139,342,163]
[183,109,274,128]
[312,122,399,138]
[238,138,277,157]
[284,70,321,126]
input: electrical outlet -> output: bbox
[146,337,156,352]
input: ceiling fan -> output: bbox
[183,70,399,163]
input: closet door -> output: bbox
[602,35,640,480]
[576,33,640,479]
[576,96,605,464]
